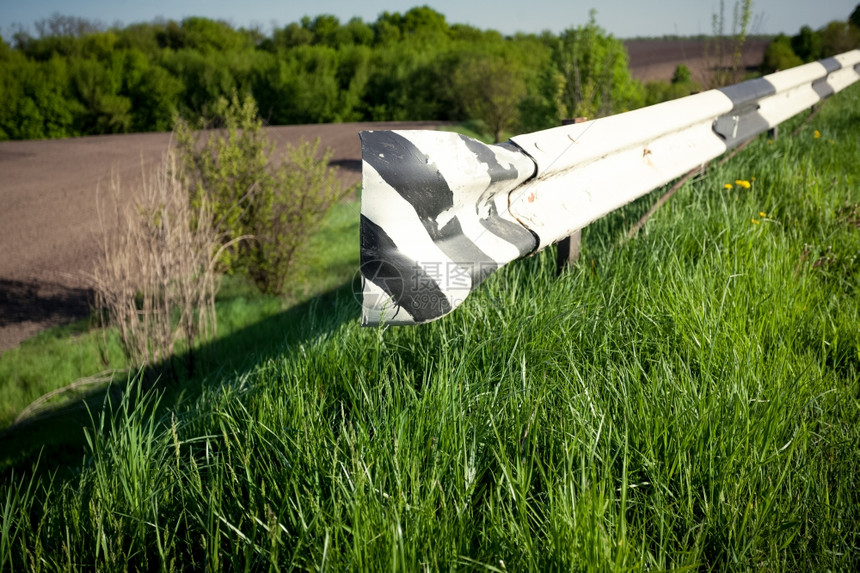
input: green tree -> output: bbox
[818,21,860,56]
[362,38,455,120]
[453,52,526,142]
[761,34,803,73]
[0,54,81,139]
[518,66,565,132]
[116,22,162,55]
[373,6,449,46]
[253,46,342,124]
[123,49,182,131]
[850,4,860,29]
[155,20,186,50]
[343,17,375,46]
[555,11,642,120]
[372,14,402,45]
[0,35,10,61]
[402,6,450,38]
[180,17,252,52]
[305,15,343,47]
[70,54,132,134]
[791,26,822,62]
[267,22,313,50]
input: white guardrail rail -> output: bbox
[358,50,860,326]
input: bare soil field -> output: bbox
[625,38,769,83]
[0,121,446,353]
[0,38,772,353]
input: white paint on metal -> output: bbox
[510,90,734,177]
[361,161,450,266]
[825,61,860,92]
[509,119,727,249]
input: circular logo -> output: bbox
[352,259,405,312]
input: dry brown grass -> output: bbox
[91,149,230,378]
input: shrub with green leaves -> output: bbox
[644,64,702,106]
[175,92,346,295]
[246,137,341,294]
[761,34,804,73]
[554,11,643,120]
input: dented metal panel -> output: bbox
[359,131,536,325]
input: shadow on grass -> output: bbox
[0,278,94,354]
[0,280,359,480]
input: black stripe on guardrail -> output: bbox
[360,215,452,322]
[812,78,834,99]
[718,77,776,108]
[714,78,776,146]
[713,110,772,148]
[819,57,842,74]
[457,135,538,258]
[361,131,497,280]
[812,57,844,99]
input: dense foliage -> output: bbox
[0,8,643,141]
[4,6,860,141]
[761,4,860,73]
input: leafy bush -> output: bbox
[554,11,643,119]
[791,25,822,62]
[90,92,344,380]
[246,138,342,294]
[452,51,525,142]
[175,92,346,295]
[642,64,701,106]
[761,34,803,73]
[671,63,693,84]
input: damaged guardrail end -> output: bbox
[358,130,537,325]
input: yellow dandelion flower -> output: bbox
[759,211,767,218]
[735,179,751,189]
[724,183,733,189]
[751,219,760,225]
[814,130,821,139]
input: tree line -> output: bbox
[761,5,860,72]
[0,7,643,142]
[2,5,859,142]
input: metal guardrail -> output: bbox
[358,50,860,326]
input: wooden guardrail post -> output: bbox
[556,117,588,275]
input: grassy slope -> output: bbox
[2,84,859,570]
[0,196,362,429]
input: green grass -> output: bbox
[1,84,859,570]
[0,197,362,430]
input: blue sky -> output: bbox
[2,1,858,39]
